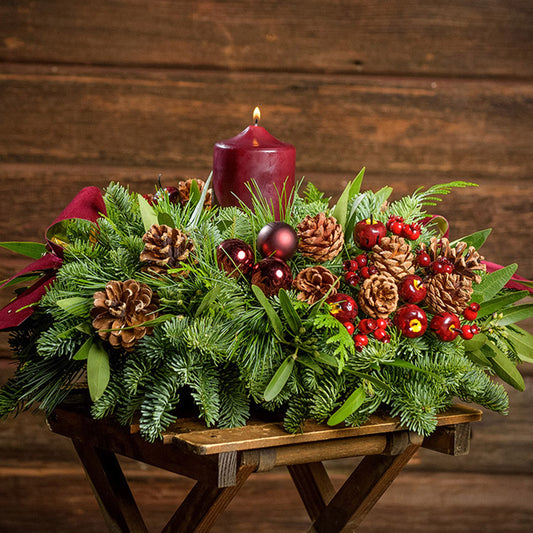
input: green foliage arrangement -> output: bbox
[1,172,532,442]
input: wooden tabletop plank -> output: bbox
[161,405,482,455]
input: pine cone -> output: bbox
[293,266,339,304]
[372,235,415,281]
[358,272,399,319]
[140,224,195,276]
[91,280,159,351]
[421,237,485,283]
[296,213,344,263]
[178,178,212,209]
[425,272,474,315]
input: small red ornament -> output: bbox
[354,218,387,250]
[216,239,255,278]
[251,258,292,297]
[257,222,298,261]
[393,304,427,338]
[430,312,460,342]
[399,275,427,304]
[375,318,388,329]
[374,328,388,341]
[327,293,358,323]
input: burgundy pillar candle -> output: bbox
[213,108,295,219]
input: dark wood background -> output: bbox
[0,1,531,531]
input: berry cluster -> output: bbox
[386,215,421,240]
[430,303,481,342]
[343,254,377,287]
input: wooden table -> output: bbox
[47,402,482,533]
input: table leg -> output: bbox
[309,432,423,533]
[72,438,148,533]
[161,463,256,533]
[288,462,335,521]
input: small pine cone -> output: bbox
[425,272,474,315]
[358,272,399,319]
[91,280,159,351]
[293,266,339,304]
[296,213,344,262]
[372,235,415,281]
[421,237,486,283]
[140,224,194,276]
[178,178,212,209]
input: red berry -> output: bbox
[469,302,480,312]
[386,215,404,231]
[401,224,414,239]
[390,221,405,235]
[471,325,481,335]
[355,254,368,268]
[344,322,355,336]
[443,263,454,274]
[407,223,422,240]
[375,318,388,329]
[460,325,474,340]
[374,328,388,341]
[354,333,369,347]
[360,266,371,279]
[399,275,427,304]
[354,218,387,250]
[431,260,446,274]
[327,293,358,323]
[368,265,378,276]
[358,319,377,334]
[345,271,361,287]
[417,251,432,268]
[430,312,460,342]
[393,304,428,338]
[343,260,358,272]
[381,333,391,343]
[354,343,365,352]
[462,308,478,321]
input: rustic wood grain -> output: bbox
[1,1,532,78]
[0,65,531,178]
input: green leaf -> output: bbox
[75,323,93,335]
[425,216,449,238]
[138,194,159,232]
[195,285,222,317]
[349,167,365,197]
[264,355,295,401]
[188,179,201,205]
[187,172,212,230]
[87,341,110,401]
[0,242,47,259]
[296,355,324,374]
[157,212,175,227]
[344,193,367,242]
[451,228,492,250]
[251,284,284,338]
[73,337,94,361]
[506,326,533,364]
[471,264,518,302]
[466,349,492,366]
[381,359,429,374]
[314,352,339,368]
[331,180,352,228]
[477,291,529,318]
[480,342,525,391]
[1,273,41,288]
[56,297,91,317]
[463,332,488,352]
[495,303,533,326]
[327,387,366,426]
[278,289,302,334]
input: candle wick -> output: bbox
[254,118,259,126]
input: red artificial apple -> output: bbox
[327,293,358,323]
[393,304,427,338]
[399,275,427,304]
[353,218,387,250]
[430,312,460,342]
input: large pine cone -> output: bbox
[178,178,212,209]
[140,224,195,276]
[293,266,339,304]
[358,272,399,319]
[425,272,473,315]
[421,237,485,283]
[296,213,344,263]
[91,280,159,351]
[372,236,415,281]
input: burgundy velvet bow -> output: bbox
[0,187,106,329]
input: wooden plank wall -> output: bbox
[0,1,532,531]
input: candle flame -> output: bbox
[253,107,261,125]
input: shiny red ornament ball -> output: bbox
[251,257,293,297]
[327,293,358,323]
[216,239,254,278]
[257,222,298,261]
[393,304,427,338]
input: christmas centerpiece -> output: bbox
[1,169,532,443]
